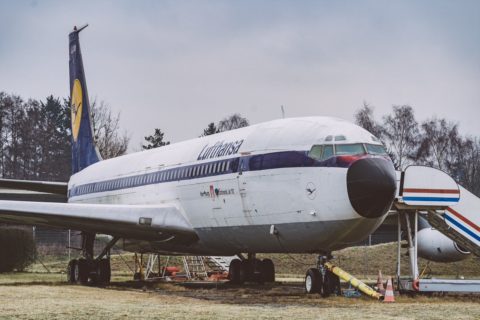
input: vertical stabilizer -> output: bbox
[69,25,101,174]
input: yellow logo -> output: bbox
[71,79,83,142]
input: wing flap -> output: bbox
[0,201,198,244]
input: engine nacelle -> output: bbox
[416,228,470,262]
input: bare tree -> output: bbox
[382,105,419,170]
[447,137,480,196]
[90,99,130,159]
[218,113,249,132]
[416,118,459,170]
[354,101,384,139]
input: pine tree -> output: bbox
[143,128,170,150]
[201,122,219,136]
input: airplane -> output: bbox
[0,25,402,295]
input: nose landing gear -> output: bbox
[304,255,341,297]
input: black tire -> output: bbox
[305,268,323,294]
[261,259,275,283]
[251,258,263,284]
[76,258,89,285]
[228,259,242,284]
[96,259,111,285]
[323,270,341,297]
[239,260,250,284]
[67,259,77,284]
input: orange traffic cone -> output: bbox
[376,270,385,295]
[383,277,395,303]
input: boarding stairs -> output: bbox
[394,166,480,258]
[392,165,480,293]
[427,204,480,258]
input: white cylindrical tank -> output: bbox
[416,228,470,263]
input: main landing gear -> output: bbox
[228,254,275,284]
[304,255,341,297]
[66,232,119,286]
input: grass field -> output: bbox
[1,275,480,320]
[1,242,478,319]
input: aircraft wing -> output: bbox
[0,178,68,195]
[0,201,198,244]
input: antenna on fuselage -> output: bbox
[281,105,285,119]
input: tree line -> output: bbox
[0,92,129,182]
[355,103,480,196]
[1,91,477,196]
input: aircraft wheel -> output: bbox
[96,259,111,285]
[239,260,250,284]
[261,259,275,283]
[67,259,78,283]
[323,270,341,297]
[76,258,89,285]
[228,259,242,284]
[251,258,263,283]
[305,268,323,294]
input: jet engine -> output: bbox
[416,227,470,262]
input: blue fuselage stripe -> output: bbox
[402,196,459,202]
[444,214,480,242]
[69,151,389,198]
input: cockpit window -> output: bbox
[309,145,322,160]
[335,144,366,155]
[308,145,335,161]
[323,145,334,159]
[365,144,387,155]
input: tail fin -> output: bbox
[69,25,102,174]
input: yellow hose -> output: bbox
[324,262,383,300]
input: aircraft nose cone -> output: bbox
[347,157,397,218]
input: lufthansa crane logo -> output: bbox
[306,182,317,200]
[71,79,83,142]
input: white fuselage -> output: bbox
[68,117,389,255]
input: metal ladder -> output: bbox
[204,256,236,273]
[182,256,208,280]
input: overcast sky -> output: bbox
[1,0,479,150]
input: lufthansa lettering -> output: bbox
[197,140,244,160]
